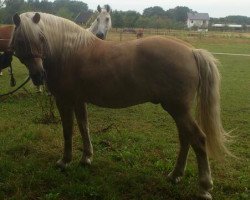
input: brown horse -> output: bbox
[11,12,230,199]
[136,29,144,39]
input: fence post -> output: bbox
[120,31,122,41]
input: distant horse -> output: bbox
[11,12,230,200]
[136,29,144,39]
[87,5,112,40]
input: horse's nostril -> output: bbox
[96,32,104,40]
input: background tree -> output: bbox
[111,11,124,28]
[143,6,165,17]
[135,16,151,28]
[2,0,26,23]
[53,0,88,20]
[39,0,53,13]
[123,11,140,28]
[166,6,194,22]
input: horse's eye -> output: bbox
[97,18,100,22]
[106,17,109,22]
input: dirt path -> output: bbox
[213,52,250,57]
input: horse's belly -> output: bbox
[89,100,145,109]
[85,89,150,108]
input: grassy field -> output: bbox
[0,31,249,200]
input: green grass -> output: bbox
[0,34,249,200]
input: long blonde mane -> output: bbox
[18,12,95,60]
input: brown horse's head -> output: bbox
[12,13,45,86]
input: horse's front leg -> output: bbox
[56,99,74,169]
[74,102,93,165]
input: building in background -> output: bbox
[187,13,209,31]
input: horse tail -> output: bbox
[192,49,231,159]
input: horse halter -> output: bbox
[0,48,16,87]
[0,51,13,70]
[0,50,30,98]
[14,52,45,61]
[9,26,46,62]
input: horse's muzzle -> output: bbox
[25,57,45,86]
[96,32,105,40]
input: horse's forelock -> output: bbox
[13,13,43,55]
[20,12,42,35]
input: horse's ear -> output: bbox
[97,5,102,13]
[106,5,111,13]
[32,13,40,24]
[13,13,21,27]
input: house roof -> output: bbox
[187,13,209,20]
[74,10,93,24]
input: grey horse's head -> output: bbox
[89,5,112,40]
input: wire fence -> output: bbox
[109,28,250,41]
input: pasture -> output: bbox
[0,31,249,200]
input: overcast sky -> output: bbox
[81,0,249,18]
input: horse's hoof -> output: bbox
[167,172,182,183]
[56,159,67,170]
[197,191,212,200]
[79,157,92,166]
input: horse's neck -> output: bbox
[43,24,92,60]
[88,20,98,34]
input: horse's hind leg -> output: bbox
[162,104,190,182]
[168,119,190,183]
[162,104,213,199]
[56,99,74,169]
[188,119,213,199]
[74,102,93,165]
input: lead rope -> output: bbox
[0,76,30,98]
[9,63,16,87]
[0,51,31,98]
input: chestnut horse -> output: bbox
[11,12,230,199]
[136,29,144,39]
